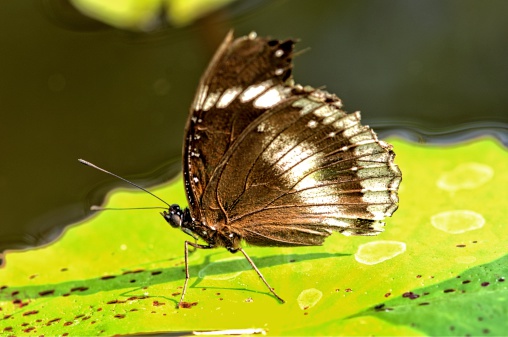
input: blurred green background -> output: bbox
[1,0,507,253]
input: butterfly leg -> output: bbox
[239,248,285,303]
[187,238,198,253]
[178,240,213,308]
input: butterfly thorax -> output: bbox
[161,204,242,252]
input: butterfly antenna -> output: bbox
[78,159,171,208]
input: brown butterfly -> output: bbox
[160,31,402,308]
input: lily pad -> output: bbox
[1,137,507,335]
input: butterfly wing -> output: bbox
[184,32,297,218]
[186,32,401,247]
[211,88,401,246]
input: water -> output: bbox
[1,0,507,255]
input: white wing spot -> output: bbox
[292,98,322,116]
[275,49,284,57]
[216,87,242,108]
[202,91,221,111]
[240,80,273,102]
[253,85,288,109]
[275,68,284,75]
[307,120,318,128]
[313,105,335,118]
[193,85,208,111]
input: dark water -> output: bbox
[1,0,507,255]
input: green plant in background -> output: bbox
[1,138,507,336]
[70,0,236,29]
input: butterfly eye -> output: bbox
[162,205,183,228]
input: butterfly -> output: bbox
[160,31,402,308]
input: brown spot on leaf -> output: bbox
[23,310,39,316]
[100,275,116,280]
[179,301,198,309]
[402,292,420,299]
[70,286,88,292]
[39,290,55,296]
[46,318,61,326]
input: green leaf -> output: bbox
[1,137,507,335]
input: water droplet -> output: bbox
[431,210,485,234]
[455,255,477,264]
[355,240,406,265]
[437,162,493,192]
[198,257,249,280]
[297,288,322,310]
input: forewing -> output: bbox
[184,32,296,215]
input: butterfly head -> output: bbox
[161,204,186,229]
[161,204,216,244]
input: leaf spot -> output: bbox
[431,210,485,234]
[297,288,322,310]
[355,240,406,265]
[437,162,493,192]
